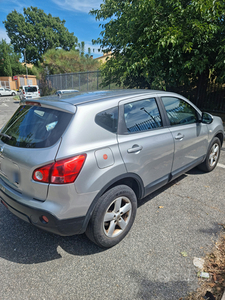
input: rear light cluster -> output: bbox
[32,155,86,184]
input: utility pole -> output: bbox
[24,49,28,81]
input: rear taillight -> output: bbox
[38,89,40,95]
[25,101,41,106]
[23,90,25,94]
[32,155,86,184]
[33,163,54,183]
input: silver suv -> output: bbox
[0,90,224,248]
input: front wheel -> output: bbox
[198,137,221,172]
[12,92,16,96]
[86,185,137,248]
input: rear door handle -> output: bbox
[127,145,143,153]
[175,133,184,140]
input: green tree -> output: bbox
[0,39,12,76]
[3,6,78,64]
[42,48,100,74]
[0,39,36,76]
[90,0,225,90]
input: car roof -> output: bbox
[25,89,184,114]
[40,89,172,105]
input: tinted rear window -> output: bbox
[0,105,72,148]
[95,107,118,133]
[25,87,37,93]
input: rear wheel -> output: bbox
[12,92,16,96]
[198,137,221,172]
[86,185,137,248]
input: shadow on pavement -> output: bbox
[138,174,187,208]
[0,207,105,264]
[129,269,194,300]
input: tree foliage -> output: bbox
[0,39,12,77]
[3,6,78,64]
[0,39,35,76]
[42,49,100,75]
[90,0,225,89]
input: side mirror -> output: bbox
[201,112,213,124]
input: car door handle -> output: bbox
[175,133,184,140]
[127,145,143,153]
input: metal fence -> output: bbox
[45,71,114,92]
[44,71,225,113]
[167,82,225,113]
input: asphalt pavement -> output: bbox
[0,96,225,300]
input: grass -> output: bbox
[13,95,20,101]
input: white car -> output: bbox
[56,89,79,95]
[0,88,17,96]
[19,85,40,103]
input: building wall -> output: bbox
[95,52,112,64]
[0,75,37,90]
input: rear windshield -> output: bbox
[25,86,37,93]
[0,105,72,148]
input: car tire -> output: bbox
[85,185,137,248]
[12,92,16,96]
[198,137,221,172]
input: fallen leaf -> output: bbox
[181,251,188,257]
[208,282,216,287]
[158,206,164,209]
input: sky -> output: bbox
[0,0,105,58]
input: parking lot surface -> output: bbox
[0,96,225,300]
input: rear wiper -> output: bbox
[0,132,12,140]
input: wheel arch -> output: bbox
[81,173,144,233]
[215,131,224,147]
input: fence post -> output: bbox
[97,71,98,90]
[87,72,89,91]
[78,73,80,91]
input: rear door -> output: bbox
[25,86,39,99]
[0,104,73,201]
[160,95,208,179]
[117,96,174,194]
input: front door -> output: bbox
[160,96,208,179]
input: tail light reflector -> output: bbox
[33,154,86,184]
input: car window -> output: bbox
[124,98,162,133]
[25,86,37,93]
[95,107,118,133]
[0,105,72,148]
[161,97,198,126]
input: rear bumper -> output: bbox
[0,189,85,236]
